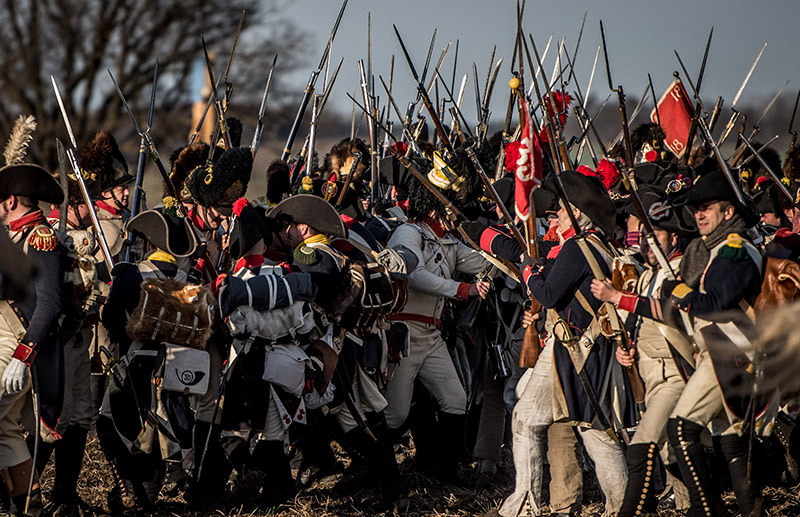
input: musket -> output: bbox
[335,151,362,209]
[674,54,747,206]
[477,58,503,144]
[250,53,278,159]
[435,68,474,139]
[599,20,637,171]
[201,36,231,153]
[728,80,789,167]
[187,75,222,145]
[358,59,381,205]
[51,76,115,273]
[281,0,348,161]
[288,57,344,184]
[788,88,800,152]
[222,9,246,112]
[414,42,453,121]
[449,73,468,144]
[106,70,184,213]
[739,134,793,204]
[681,27,714,163]
[737,134,780,171]
[123,60,159,263]
[717,42,767,147]
[533,25,646,416]
[389,147,520,281]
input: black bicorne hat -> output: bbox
[125,207,198,258]
[229,203,272,260]
[545,170,617,237]
[268,194,347,239]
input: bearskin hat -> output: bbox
[266,159,291,205]
[168,142,209,202]
[324,138,369,183]
[186,147,252,208]
[79,129,131,192]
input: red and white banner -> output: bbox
[651,78,693,159]
[508,98,542,221]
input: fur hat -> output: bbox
[79,129,131,192]
[168,142,209,202]
[326,138,369,183]
[0,114,63,204]
[269,194,347,238]
[125,207,198,258]
[266,159,291,205]
[186,147,252,208]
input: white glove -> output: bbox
[2,358,28,395]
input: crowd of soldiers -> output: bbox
[2,12,800,517]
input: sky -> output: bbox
[278,0,799,128]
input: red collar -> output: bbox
[9,209,46,231]
[234,254,265,273]
[340,213,356,228]
[422,217,447,238]
[96,199,119,216]
[187,206,205,231]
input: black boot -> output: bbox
[667,418,727,517]
[189,420,230,503]
[253,440,295,506]
[618,442,659,517]
[339,423,407,505]
[718,435,762,517]
[436,412,467,485]
[52,425,89,507]
[0,482,10,515]
[11,487,43,517]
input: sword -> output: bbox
[51,76,115,273]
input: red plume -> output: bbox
[232,197,249,217]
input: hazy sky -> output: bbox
[279,0,799,128]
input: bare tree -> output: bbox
[0,0,308,165]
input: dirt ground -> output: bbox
[36,434,800,516]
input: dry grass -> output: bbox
[35,434,800,516]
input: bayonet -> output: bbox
[648,73,661,128]
[107,69,182,212]
[451,39,459,94]
[674,53,747,206]
[222,9,246,111]
[473,63,482,122]
[718,41,767,146]
[728,80,789,164]
[281,0,348,161]
[435,68,474,139]
[567,11,588,87]
[187,75,222,145]
[51,76,114,272]
[483,45,497,102]
[201,36,231,152]
[395,25,455,154]
[416,42,452,118]
[123,60,159,262]
[251,54,278,159]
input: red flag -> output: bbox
[651,78,693,158]
[507,98,542,221]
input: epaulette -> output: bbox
[717,233,748,262]
[27,224,58,252]
[294,245,320,266]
